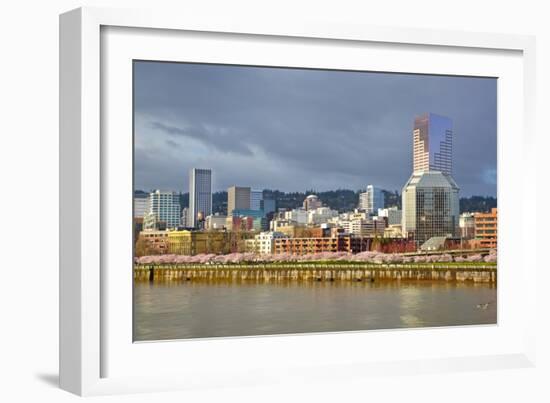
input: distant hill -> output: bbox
[459,195,497,213]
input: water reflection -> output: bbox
[134,279,497,341]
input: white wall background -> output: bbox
[0,0,548,401]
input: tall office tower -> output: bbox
[250,189,263,211]
[148,190,181,229]
[413,113,453,175]
[261,198,276,215]
[358,185,384,215]
[401,171,459,243]
[189,168,212,228]
[227,186,251,215]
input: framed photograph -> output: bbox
[60,7,537,396]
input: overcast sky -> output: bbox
[134,61,497,197]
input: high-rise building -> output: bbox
[401,171,459,244]
[261,198,276,215]
[359,185,384,215]
[133,191,149,218]
[413,113,453,175]
[189,168,212,228]
[402,113,459,244]
[227,186,251,215]
[250,189,263,211]
[148,190,181,229]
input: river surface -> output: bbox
[133,280,497,341]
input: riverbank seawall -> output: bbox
[134,263,497,283]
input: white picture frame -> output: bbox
[59,6,537,396]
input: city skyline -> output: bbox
[134,62,497,197]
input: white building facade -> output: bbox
[205,214,228,230]
[245,231,287,254]
[378,206,403,225]
[307,207,338,225]
[303,194,322,211]
[148,190,181,229]
[339,216,386,236]
[180,207,189,227]
[284,209,308,225]
[133,193,149,218]
[359,185,384,215]
[256,231,287,254]
[459,212,475,239]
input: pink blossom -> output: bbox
[484,254,497,263]
[467,254,483,262]
[137,256,155,264]
[134,248,495,266]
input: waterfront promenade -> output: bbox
[134,262,496,283]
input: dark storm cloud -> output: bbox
[134,62,497,197]
[150,121,254,156]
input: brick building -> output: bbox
[474,208,498,248]
[273,235,370,255]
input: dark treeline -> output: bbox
[459,195,497,213]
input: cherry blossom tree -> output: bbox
[134,248,497,265]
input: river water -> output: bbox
[134,280,497,341]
